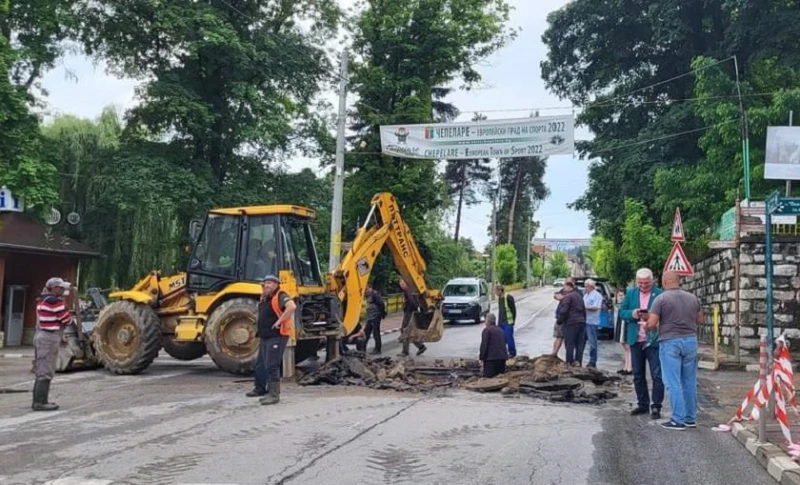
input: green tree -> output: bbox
[620,198,670,278]
[531,257,544,280]
[79,0,339,199]
[345,0,515,287]
[495,243,518,285]
[444,114,493,242]
[0,0,78,210]
[540,1,728,243]
[547,251,569,279]
[488,155,547,280]
[586,235,632,287]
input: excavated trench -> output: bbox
[296,354,623,405]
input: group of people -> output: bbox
[478,285,518,378]
[482,268,703,430]
[549,277,604,367]
[616,268,703,430]
[35,266,703,429]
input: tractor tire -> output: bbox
[92,301,162,375]
[162,339,207,361]
[204,298,259,375]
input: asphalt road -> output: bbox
[0,287,773,484]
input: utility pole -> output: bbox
[526,216,531,286]
[328,49,349,271]
[490,192,497,300]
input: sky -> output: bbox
[37,0,591,251]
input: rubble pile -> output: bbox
[296,353,623,405]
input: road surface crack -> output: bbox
[270,398,422,485]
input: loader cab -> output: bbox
[186,206,324,292]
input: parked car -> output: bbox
[553,278,566,287]
[573,277,616,340]
[441,277,491,325]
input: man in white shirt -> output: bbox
[583,279,603,368]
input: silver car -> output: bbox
[441,277,491,324]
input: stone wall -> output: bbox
[684,237,800,355]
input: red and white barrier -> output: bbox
[714,335,799,449]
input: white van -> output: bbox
[441,277,491,324]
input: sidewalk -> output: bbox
[703,368,800,484]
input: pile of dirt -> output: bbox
[296,353,622,405]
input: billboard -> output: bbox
[765,126,800,180]
[532,238,592,252]
[379,115,575,160]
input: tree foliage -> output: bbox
[344,0,515,288]
[495,243,518,285]
[78,0,338,196]
[547,251,569,279]
[0,0,80,211]
[489,155,548,280]
[620,198,670,279]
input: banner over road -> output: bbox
[379,115,575,160]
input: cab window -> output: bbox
[281,217,323,287]
[244,216,279,281]
[191,214,239,277]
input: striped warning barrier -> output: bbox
[714,335,797,445]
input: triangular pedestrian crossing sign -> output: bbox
[664,242,694,276]
[672,207,685,242]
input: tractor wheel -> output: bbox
[162,339,207,361]
[92,301,162,375]
[204,298,259,375]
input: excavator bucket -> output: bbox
[398,308,445,343]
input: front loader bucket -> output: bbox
[398,308,444,343]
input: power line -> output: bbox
[586,56,736,110]
[590,119,738,155]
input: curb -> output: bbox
[732,422,800,484]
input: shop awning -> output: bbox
[0,212,101,258]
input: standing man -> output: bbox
[495,285,517,358]
[556,280,586,366]
[398,279,427,357]
[647,271,703,430]
[619,268,664,419]
[32,277,73,411]
[552,277,580,356]
[253,274,296,406]
[583,279,603,368]
[364,283,386,355]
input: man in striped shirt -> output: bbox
[32,277,72,411]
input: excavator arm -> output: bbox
[332,193,443,339]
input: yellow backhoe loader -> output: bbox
[90,192,444,375]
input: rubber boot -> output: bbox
[32,379,59,411]
[260,381,280,406]
[246,388,266,397]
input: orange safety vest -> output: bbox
[270,291,293,337]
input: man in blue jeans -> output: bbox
[619,268,664,419]
[647,270,704,430]
[582,279,603,368]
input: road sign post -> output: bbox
[762,190,800,363]
[664,207,694,276]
